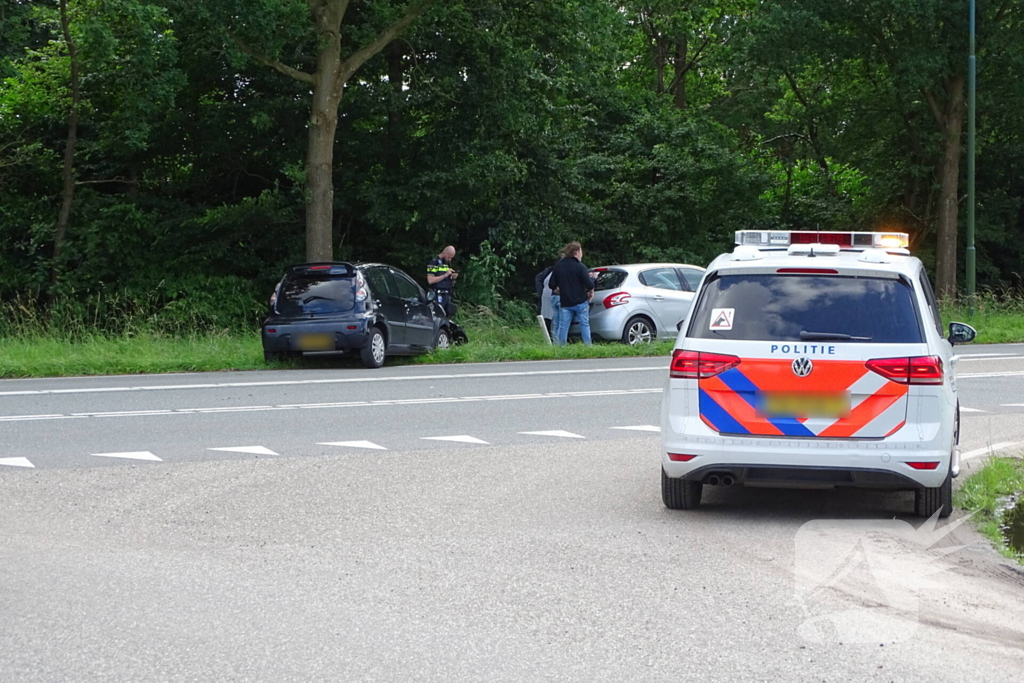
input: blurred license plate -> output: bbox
[762,392,849,419]
[296,333,334,351]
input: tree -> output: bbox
[226,0,436,262]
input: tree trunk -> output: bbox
[305,71,341,262]
[304,2,344,263]
[934,76,965,298]
[52,0,80,286]
[672,38,687,110]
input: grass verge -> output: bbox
[942,292,1024,344]
[0,325,675,379]
[954,456,1024,563]
[0,333,270,378]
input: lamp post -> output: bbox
[967,0,977,315]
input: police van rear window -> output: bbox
[687,274,923,343]
[277,274,356,316]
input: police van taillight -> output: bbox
[866,356,943,385]
[670,350,741,379]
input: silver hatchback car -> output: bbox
[568,263,706,344]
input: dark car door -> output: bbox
[363,266,406,348]
[390,267,435,349]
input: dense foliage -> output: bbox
[2,0,1022,325]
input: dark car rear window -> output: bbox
[592,269,628,291]
[687,273,923,343]
[276,274,356,316]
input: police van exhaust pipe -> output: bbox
[722,475,735,487]
[706,474,721,486]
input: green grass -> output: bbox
[942,290,1024,344]
[954,456,1024,563]
[0,333,270,378]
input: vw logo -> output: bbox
[792,357,814,378]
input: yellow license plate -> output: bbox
[762,392,850,419]
[296,333,334,351]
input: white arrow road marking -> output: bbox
[91,451,162,462]
[960,442,1023,461]
[421,435,490,445]
[519,430,585,439]
[0,457,35,468]
[318,441,387,450]
[611,425,661,432]
[208,446,279,455]
[959,407,986,413]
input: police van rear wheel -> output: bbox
[361,328,386,369]
[662,468,702,510]
[915,466,953,518]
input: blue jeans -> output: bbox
[549,294,561,341]
[557,301,591,346]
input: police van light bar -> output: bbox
[734,231,909,250]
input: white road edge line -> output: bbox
[960,442,1023,461]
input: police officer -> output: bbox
[427,245,458,317]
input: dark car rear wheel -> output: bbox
[263,350,279,364]
[434,328,451,351]
[662,468,702,510]
[622,316,655,345]
[361,327,387,369]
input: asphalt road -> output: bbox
[2,345,1024,681]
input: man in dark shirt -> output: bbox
[547,241,594,345]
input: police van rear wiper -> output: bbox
[800,331,872,342]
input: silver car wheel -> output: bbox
[436,331,450,350]
[372,334,386,364]
[627,320,654,344]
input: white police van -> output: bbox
[660,231,977,517]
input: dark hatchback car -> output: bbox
[262,262,459,368]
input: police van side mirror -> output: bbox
[948,321,977,345]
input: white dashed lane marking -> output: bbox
[91,451,162,462]
[0,388,664,423]
[208,446,279,455]
[960,407,986,413]
[421,435,490,445]
[0,366,666,397]
[318,441,387,450]
[519,430,586,439]
[0,457,35,468]
[611,425,662,432]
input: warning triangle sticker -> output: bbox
[709,308,734,331]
